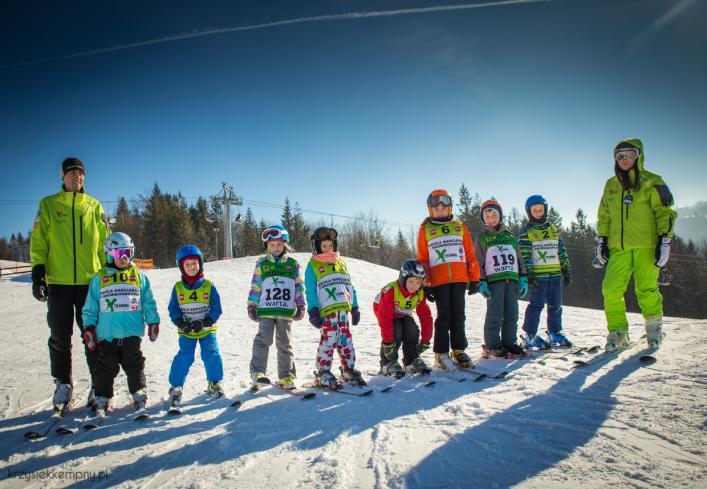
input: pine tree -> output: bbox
[240,208,261,256]
[290,202,311,252]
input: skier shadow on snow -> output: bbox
[5,375,482,486]
[404,351,650,489]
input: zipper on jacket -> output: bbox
[79,214,84,245]
[72,193,77,284]
[620,190,625,250]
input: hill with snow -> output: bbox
[0,254,705,488]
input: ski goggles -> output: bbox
[109,247,133,261]
[427,194,452,207]
[261,227,287,242]
[313,227,338,241]
[614,148,640,161]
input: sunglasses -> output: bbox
[427,194,452,207]
[314,228,338,241]
[614,148,639,161]
[261,227,286,242]
[110,247,133,260]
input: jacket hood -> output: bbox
[614,137,645,190]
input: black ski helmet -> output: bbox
[311,227,338,254]
[399,259,426,289]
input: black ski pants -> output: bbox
[380,315,420,367]
[47,284,98,386]
[432,282,468,353]
[94,336,146,399]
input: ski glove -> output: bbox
[148,323,159,342]
[416,342,430,354]
[562,271,573,288]
[478,280,491,299]
[595,236,609,267]
[83,326,98,351]
[308,307,323,328]
[31,264,48,302]
[518,276,529,299]
[293,305,305,321]
[351,307,360,326]
[467,281,481,296]
[175,317,189,330]
[424,287,435,303]
[247,305,258,322]
[655,236,671,267]
[381,341,397,361]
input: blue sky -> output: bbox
[1,0,706,240]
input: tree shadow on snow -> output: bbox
[404,350,650,488]
[3,374,478,486]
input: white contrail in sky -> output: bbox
[4,0,549,69]
[629,0,698,53]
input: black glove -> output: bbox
[351,307,360,326]
[424,287,435,303]
[381,341,397,361]
[189,320,204,333]
[31,265,48,302]
[308,307,322,328]
[175,317,189,331]
[467,281,481,295]
[563,273,572,288]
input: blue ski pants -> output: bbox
[169,333,223,386]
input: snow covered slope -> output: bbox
[1,254,705,488]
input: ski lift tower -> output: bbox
[214,182,242,259]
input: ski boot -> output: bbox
[381,359,405,378]
[451,349,474,369]
[434,352,456,370]
[206,381,224,398]
[168,386,183,412]
[645,316,665,349]
[405,357,431,375]
[278,377,297,391]
[314,369,341,390]
[504,344,528,358]
[522,333,550,350]
[341,367,367,386]
[547,330,573,347]
[86,386,96,410]
[482,345,507,359]
[132,389,148,410]
[52,382,73,411]
[250,372,270,391]
[605,329,630,352]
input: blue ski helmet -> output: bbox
[176,244,204,275]
[524,195,548,222]
[261,224,289,243]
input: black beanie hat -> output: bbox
[61,157,84,178]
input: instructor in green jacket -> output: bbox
[595,138,676,353]
[30,157,109,410]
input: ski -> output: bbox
[268,383,317,399]
[134,408,149,422]
[536,345,601,364]
[573,341,637,368]
[304,383,373,397]
[25,403,72,440]
[381,379,436,393]
[82,410,106,430]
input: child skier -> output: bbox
[305,226,365,388]
[373,260,433,376]
[474,200,529,358]
[81,232,160,419]
[519,195,572,349]
[167,244,224,409]
[595,138,676,351]
[247,225,305,390]
[416,189,481,370]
